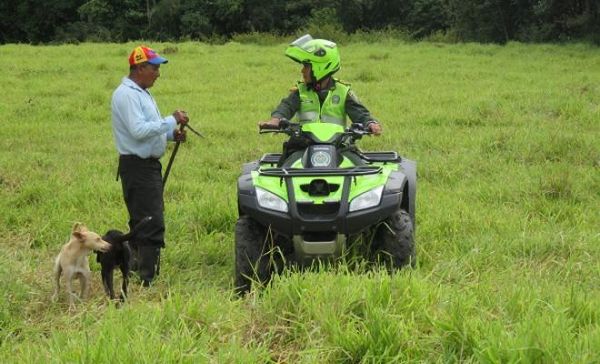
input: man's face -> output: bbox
[138,63,161,89]
[301,63,313,84]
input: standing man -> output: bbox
[111,45,188,286]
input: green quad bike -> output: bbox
[235,120,416,294]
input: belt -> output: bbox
[116,155,160,181]
[119,154,160,162]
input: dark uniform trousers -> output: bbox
[118,155,164,283]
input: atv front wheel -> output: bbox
[373,208,415,268]
[234,216,272,295]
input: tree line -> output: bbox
[1,0,599,44]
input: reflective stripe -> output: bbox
[298,111,319,121]
[320,114,344,125]
[297,80,350,126]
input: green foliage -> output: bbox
[2,0,600,43]
[303,7,347,42]
[445,0,514,43]
[406,0,450,39]
[447,0,600,43]
[0,42,599,362]
[231,32,285,45]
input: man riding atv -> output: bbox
[259,34,382,163]
[237,35,416,295]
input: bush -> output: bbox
[423,29,460,43]
[303,7,348,43]
[348,27,411,43]
[231,32,286,45]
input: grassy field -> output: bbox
[0,40,599,363]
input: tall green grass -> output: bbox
[0,41,598,362]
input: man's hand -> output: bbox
[173,110,189,125]
[367,121,382,136]
[258,117,281,130]
[173,129,187,142]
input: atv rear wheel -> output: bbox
[373,208,415,268]
[234,216,272,295]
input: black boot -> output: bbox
[138,245,161,285]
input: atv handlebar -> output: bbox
[259,119,372,138]
[259,119,301,136]
[347,123,372,137]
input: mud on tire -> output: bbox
[372,208,415,268]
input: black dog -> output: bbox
[97,216,152,301]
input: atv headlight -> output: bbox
[349,186,384,212]
[256,187,288,213]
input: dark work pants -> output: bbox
[118,155,165,282]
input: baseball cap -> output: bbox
[128,46,168,66]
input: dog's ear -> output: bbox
[72,222,89,233]
[72,222,83,233]
[73,230,86,241]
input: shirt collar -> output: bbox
[122,76,144,93]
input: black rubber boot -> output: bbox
[138,245,161,285]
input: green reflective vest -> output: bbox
[297,80,350,126]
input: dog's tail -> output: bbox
[122,216,153,241]
[108,216,153,245]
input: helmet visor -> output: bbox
[290,34,313,50]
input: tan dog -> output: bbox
[53,222,111,308]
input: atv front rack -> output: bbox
[259,153,282,164]
[357,151,400,163]
[258,166,382,177]
[259,152,400,166]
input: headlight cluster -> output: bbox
[256,185,383,213]
[256,187,288,212]
[349,186,384,212]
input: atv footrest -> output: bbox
[359,151,400,163]
[259,153,282,165]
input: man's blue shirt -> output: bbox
[112,77,176,159]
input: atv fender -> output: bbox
[399,158,417,226]
[238,161,258,216]
[241,161,259,175]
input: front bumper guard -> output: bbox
[238,172,401,236]
[293,234,346,264]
